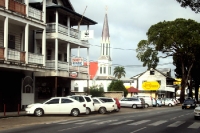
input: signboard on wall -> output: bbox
[69,72,78,78]
[80,30,94,40]
[71,57,83,66]
[142,81,160,90]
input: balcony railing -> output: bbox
[0,47,4,60]
[58,24,69,35]
[0,0,5,7]
[79,66,88,73]
[58,61,68,70]
[28,53,43,65]
[70,28,80,39]
[29,6,43,21]
[8,48,25,63]
[45,23,80,39]
[46,60,69,70]
[9,0,26,16]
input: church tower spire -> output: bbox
[97,7,112,79]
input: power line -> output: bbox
[90,44,137,51]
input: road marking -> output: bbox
[148,120,167,126]
[76,120,98,124]
[58,125,83,132]
[110,120,134,125]
[94,120,118,125]
[167,121,185,127]
[58,120,85,124]
[170,117,177,120]
[188,122,200,129]
[130,127,146,133]
[128,120,151,125]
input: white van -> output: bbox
[135,95,153,108]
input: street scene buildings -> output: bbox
[0,0,197,112]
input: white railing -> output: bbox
[69,64,79,72]
[70,28,80,39]
[28,53,43,64]
[46,23,56,33]
[58,61,68,70]
[79,66,88,73]
[46,60,69,70]
[28,6,43,21]
[8,48,20,61]
[58,24,68,35]
[46,60,55,69]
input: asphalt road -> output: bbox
[0,106,199,133]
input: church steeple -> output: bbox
[102,13,110,42]
[99,8,111,60]
[97,7,112,78]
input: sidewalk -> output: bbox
[0,111,26,118]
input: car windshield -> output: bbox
[184,100,195,104]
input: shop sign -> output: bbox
[142,81,160,90]
[69,72,78,78]
[71,57,83,66]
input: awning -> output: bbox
[127,86,139,93]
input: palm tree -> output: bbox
[113,66,126,79]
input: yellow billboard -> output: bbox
[142,81,160,90]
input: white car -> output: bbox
[194,106,200,120]
[25,97,86,117]
[92,97,116,114]
[67,95,95,115]
[164,98,175,107]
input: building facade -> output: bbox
[0,0,97,111]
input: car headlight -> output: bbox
[27,104,34,108]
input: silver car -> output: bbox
[119,97,145,109]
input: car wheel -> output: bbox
[168,103,172,107]
[182,107,185,109]
[145,104,149,108]
[194,116,198,120]
[86,107,91,115]
[132,104,137,109]
[99,107,106,114]
[34,108,43,117]
[71,109,79,117]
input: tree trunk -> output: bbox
[180,62,193,103]
[194,82,199,102]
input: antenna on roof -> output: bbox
[78,6,87,31]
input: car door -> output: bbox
[93,98,101,111]
[59,98,74,114]
[85,96,95,111]
[43,98,60,114]
[120,98,128,107]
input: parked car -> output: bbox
[152,98,157,107]
[164,98,175,107]
[182,99,196,109]
[194,106,200,120]
[119,97,145,109]
[157,98,165,106]
[25,97,86,117]
[114,98,120,112]
[67,95,95,115]
[92,97,116,114]
[135,95,153,108]
[156,99,162,107]
[152,98,162,107]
